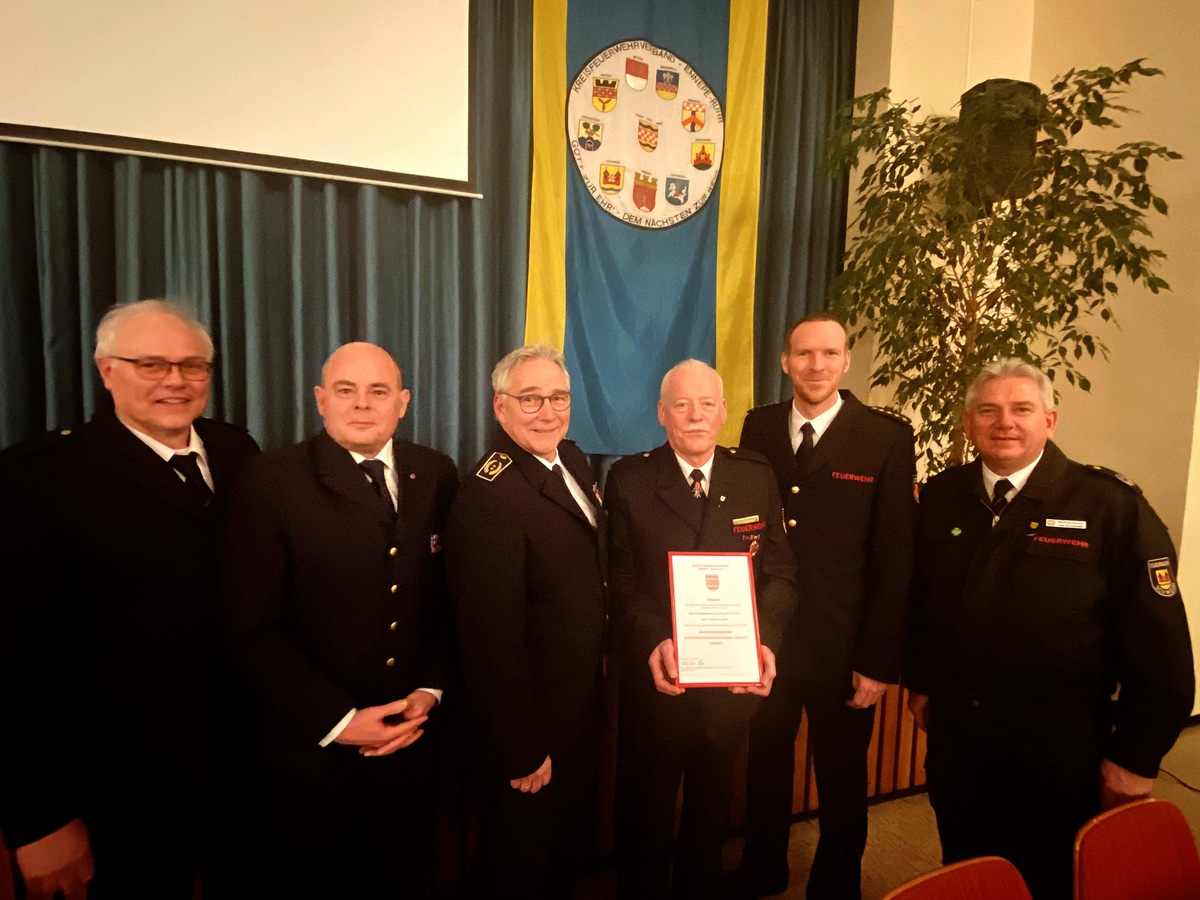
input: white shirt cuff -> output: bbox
[319,708,357,747]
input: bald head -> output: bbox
[315,342,410,457]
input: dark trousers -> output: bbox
[86,797,204,900]
[742,679,875,899]
[81,758,238,900]
[616,671,757,900]
[258,736,437,899]
[925,727,1100,900]
[465,732,600,900]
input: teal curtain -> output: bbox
[0,0,530,464]
[0,0,855,462]
[753,0,857,403]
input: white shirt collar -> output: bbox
[349,437,395,470]
[673,451,714,491]
[982,450,1044,499]
[534,449,562,471]
[120,417,207,464]
[790,392,844,449]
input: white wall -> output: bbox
[855,0,1200,710]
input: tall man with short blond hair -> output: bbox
[0,299,260,899]
[906,357,1193,899]
[224,341,458,897]
[734,312,917,899]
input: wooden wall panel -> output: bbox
[730,687,928,826]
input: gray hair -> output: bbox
[491,344,570,393]
[964,357,1055,411]
[660,359,724,402]
[93,299,214,360]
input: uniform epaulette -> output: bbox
[0,426,79,462]
[474,451,514,482]
[724,445,770,465]
[745,401,786,414]
[1083,464,1142,494]
[867,405,912,426]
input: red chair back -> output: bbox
[884,856,1033,900]
[1074,798,1200,900]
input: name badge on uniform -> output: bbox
[732,515,766,555]
[1045,518,1087,529]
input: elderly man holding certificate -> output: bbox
[605,359,798,900]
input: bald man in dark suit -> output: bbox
[223,342,457,898]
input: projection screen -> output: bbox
[0,0,476,196]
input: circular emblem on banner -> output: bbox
[566,40,724,229]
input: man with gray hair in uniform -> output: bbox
[906,357,1194,899]
[605,359,797,899]
[0,299,260,899]
[445,344,607,898]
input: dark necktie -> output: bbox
[795,422,815,468]
[169,451,213,506]
[690,468,705,499]
[551,464,590,523]
[551,463,573,491]
[359,459,395,514]
[990,478,1014,517]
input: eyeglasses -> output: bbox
[499,391,571,413]
[109,356,213,381]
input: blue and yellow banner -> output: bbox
[527,0,767,454]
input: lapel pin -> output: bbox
[950,527,962,536]
[719,495,726,503]
[409,473,416,480]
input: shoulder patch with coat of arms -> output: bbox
[475,452,513,482]
[1148,557,1178,597]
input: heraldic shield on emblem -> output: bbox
[567,39,723,228]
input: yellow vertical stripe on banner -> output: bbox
[525,0,569,348]
[716,0,768,446]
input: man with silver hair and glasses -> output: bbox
[905,357,1194,899]
[0,299,260,899]
[445,344,607,898]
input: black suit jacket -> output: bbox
[444,432,607,779]
[604,443,798,735]
[739,392,917,686]
[906,442,1194,777]
[222,430,458,774]
[0,409,260,848]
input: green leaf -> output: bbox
[826,60,1175,475]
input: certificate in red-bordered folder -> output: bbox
[668,551,762,688]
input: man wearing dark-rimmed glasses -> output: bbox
[445,343,607,897]
[0,299,259,899]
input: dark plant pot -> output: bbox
[957,78,1043,207]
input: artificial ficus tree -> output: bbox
[826,59,1178,472]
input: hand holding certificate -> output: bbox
[668,552,765,688]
